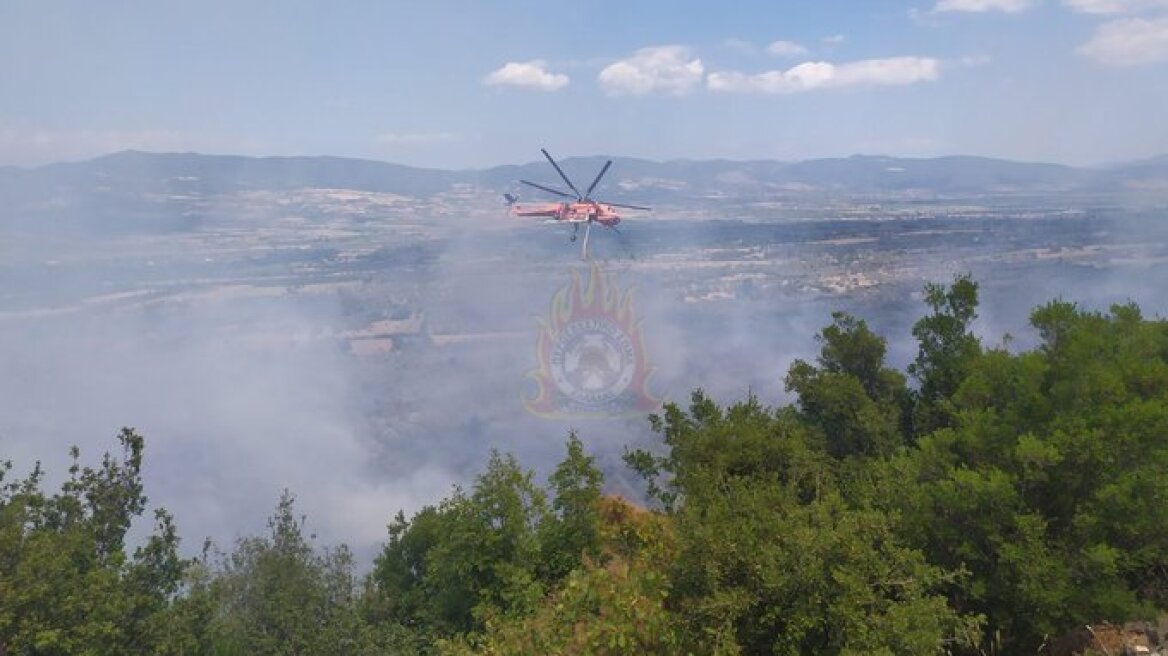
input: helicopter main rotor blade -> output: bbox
[599,201,652,211]
[520,179,575,199]
[583,160,612,200]
[541,148,582,200]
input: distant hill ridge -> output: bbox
[1,149,1167,206]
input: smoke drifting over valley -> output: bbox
[2,151,1167,561]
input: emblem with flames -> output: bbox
[525,263,661,417]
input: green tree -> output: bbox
[539,431,604,582]
[883,300,1168,651]
[626,391,831,512]
[786,312,910,458]
[627,394,980,654]
[909,274,982,435]
[0,429,184,655]
[160,491,407,656]
[444,497,684,656]
[373,451,549,637]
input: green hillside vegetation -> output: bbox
[3,275,1167,654]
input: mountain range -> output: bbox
[2,150,1166,230]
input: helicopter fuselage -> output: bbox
[509,201,622,227]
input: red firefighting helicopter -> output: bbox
[504,148,650,260]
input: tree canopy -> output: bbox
[4,277,1167,654]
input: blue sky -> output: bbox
[2,0,1166,167]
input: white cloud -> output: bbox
[766,40,810,57]
[482,60,569,91]
[374,132,457,146]
[597,46,705,96]
[1079,16,1168,64]
[822,34,847,45]
[707,57,942,94]
[1064,0,1168,12]
[933,0,1035,12]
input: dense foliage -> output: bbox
[2,276,1167,654]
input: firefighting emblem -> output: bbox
[525,263,660,417]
